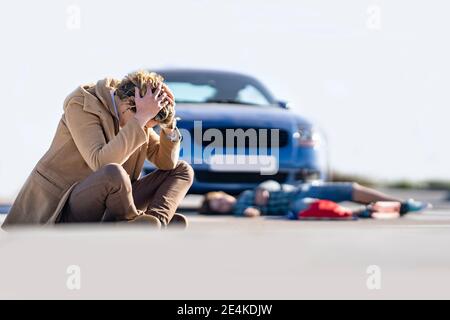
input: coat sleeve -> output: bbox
[64,98,148,171]
[146,128,181,170]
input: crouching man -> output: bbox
[2,70,193,230]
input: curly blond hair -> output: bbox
[115,70,174,125]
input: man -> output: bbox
[2,70,193,230]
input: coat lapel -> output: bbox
[80,79,120,141]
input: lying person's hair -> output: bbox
[198,191,231,215]
[115,70,174,125]
[199,192,220,215]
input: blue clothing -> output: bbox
[233,181,354,216]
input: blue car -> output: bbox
[144,69,329,195]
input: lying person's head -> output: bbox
[199,192,237,215]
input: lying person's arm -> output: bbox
[243,207,261,217]
[233,190,264,217]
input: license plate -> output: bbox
[209,155,278,175]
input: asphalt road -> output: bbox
[0,189,449,299]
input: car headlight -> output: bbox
[293,127,320,147]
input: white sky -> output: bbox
[0,0,449,201]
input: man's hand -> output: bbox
[160,108,176,131]
[144,117,177,131]
[144,119,159,129]
[244,207,261,218]
[160,83,177,130]
[134,83,167,128]
[161,83,175,105]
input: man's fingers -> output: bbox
[144,81,154,97]
[157,101,165,109]
[134,86,141,100]
[166,96,175,106]
[154,83,163,98]
[158,95,169,106]
[162,83,175,100]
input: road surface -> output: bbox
[0,189,449,299]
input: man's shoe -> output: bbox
[128,214,162,229]
[168,213,189,229]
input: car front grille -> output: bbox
[195,170,289,184]
[294,169,321,182]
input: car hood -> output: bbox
[175,103,311,129]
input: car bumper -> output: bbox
[190,168,323,195]
[143,163,324,195]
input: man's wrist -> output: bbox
[134,115,148,128]
[161,126,175,134]
[161,117,176,130]
[162,126,181,142]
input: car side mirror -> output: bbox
[277,100,291,109]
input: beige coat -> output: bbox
[2,79,180,229]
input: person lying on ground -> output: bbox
[2,70,193,231]
[199,180,431,218]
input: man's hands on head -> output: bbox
[144,119,160,128]
[134,82,164,128]
[134,82,176,129]
[159,83,177,131]
[161,83,175,105]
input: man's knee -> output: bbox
[100,164,129,184]
[174,161,194,185]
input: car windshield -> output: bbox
[160,71,276,106]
